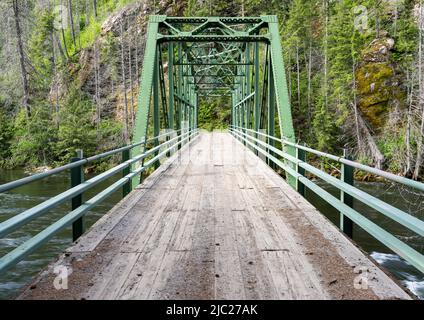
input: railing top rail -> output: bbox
[230,126,424,193]
[0,129,184,194]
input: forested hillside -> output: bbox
[0,0,423,180]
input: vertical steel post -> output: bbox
[232,91,236,129]
[296,147,306,197]
[71,149,84,241]
[131,15,161,189]
[235,81,240,135]
[341,149,354,238]
[242,61,247,146]
[122,148,131,197]
[246,43,251,130]
[267,16,296,187]
[195,94,198,129]
[267,53,275,168]
[168,42,175,131]
[167,42,175,157]
[177,43,182,150]
[254,42,260,155]
[153,46,160,169]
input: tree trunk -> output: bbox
[135,33,139,82]
[296,43,301,109]
[307,41,312,135]
[404,70,413,176]
[54,32,67,62]
[93,0,98,19]
[50,31,56,116]
[413,2,424,180]
[94,41,101,129]
[287,54,292,102]
[61,27,70,59]
[76,1,81,49]
[393,0,398,37]
[68,0,77,48]
[85,0,90,27]
[49,0,59,123]
[59,0,70,59]
[120,22,129,143]
[323,0,329,110]
[12,0,30,117]
[352,59,363,154]
[128,32,135,125]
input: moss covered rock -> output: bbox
[356,38,404,130]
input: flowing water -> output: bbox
[0,169,122,299]
[306,180,424,299]
[0,169,423,299]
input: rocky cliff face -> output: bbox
[356,38,405,131]
[52,0,186,122]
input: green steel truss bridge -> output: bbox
[0,16,423,299]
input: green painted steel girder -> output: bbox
[131,16,159,188]
[132,14,296,188]
[175,62,253,66]
[158,35,269,43]
[165,17,263,23]
[267,17,296,186]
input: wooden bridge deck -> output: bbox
[19,132,411,300]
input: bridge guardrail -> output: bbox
[0,128,199,274]
[230,125,424,274]
[0,129,184,194]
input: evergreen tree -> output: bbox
[283,0,315,140]
[28,8,55,96]
[54,86,97,163]
[11,104,57,167]
[0,108,13,166]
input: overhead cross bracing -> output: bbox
[132,16,297,189]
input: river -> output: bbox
[0,169,423,299]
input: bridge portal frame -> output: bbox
[131,15,296,188]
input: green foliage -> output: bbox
[198,97,231,131]
[27,9,55,94]
[0,108,13,166]
[64,17,102,56]
[58,0,134,58]
[326,0,360,118]
[54,86,97,163]
[310,0,374,152]
[185,0,290,18]
[11,105,58,167]
[312,92,339,152]
[97,119,125,151]
[282,0,316,140]
[391,0,418,66]
[377,130,409,172]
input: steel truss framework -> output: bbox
[132,15,296,187]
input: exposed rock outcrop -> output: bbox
[356,38,405,130]
[49,1,186,122]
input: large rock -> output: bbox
[356,38,405,130]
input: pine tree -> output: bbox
[283,0,315,140]
[54,86,97,163]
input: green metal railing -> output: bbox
[230,126,424,274]
[0,128,199,274]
